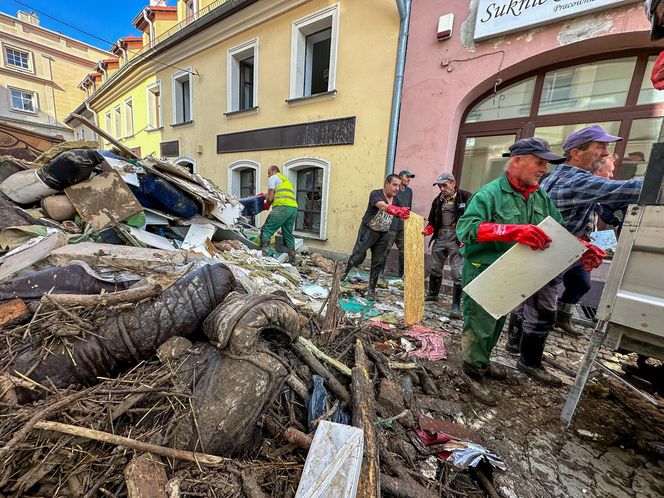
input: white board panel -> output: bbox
[463,216,586,319]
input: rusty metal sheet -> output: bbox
[64,170,143,230]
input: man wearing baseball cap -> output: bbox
[540,125,643,336]
[455,138,604,405]
[381,169,415,277]
[422,171,472,319]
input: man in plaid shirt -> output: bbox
[540,125,643,336]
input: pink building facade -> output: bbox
[396,0,662,218]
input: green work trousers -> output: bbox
[461,261,507,374]
[260,205,297,250]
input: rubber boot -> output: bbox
[366,269,379,301]
[287,249,297,265]
[341,262,352,281]
[426,275,442,302]
[554,302,583,337]
[505,313,523,354]
[461,363,497,406]
[450,283,462,319]
[261,238,270,257]
[517,332,562,387]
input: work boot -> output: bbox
[341,263,352,281]
[260,238,270,257]
[287,249,297,265]
[365,287,377,301]
[425,275,442,302]
[518,332,562,387]
[461,363,497,406]
[554,302,583,337]
[505,313,523,354]
[486,362,508,379]
[450,283,462,319]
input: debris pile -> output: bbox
[0,142,501,497]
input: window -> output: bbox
[174,156,196,174]
[113,105,122,138]
[538,57,637,115]
[147,81,162,129]
[172,70,192,124]
[465,77,536,123]
[638,55,664,105]
[227,40,258,113]
[228,161,260,225]
[9,88,36,113]
[80,128,86,141]
[5,46,30,70]
[184,0,197,21]
[284,158,330,239]
[618,117,664,180]
[459,135,515,193]
[124,98,134,137]
[290,6,339,99]
[104,111,112,135]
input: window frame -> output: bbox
[227,39,259,114]
[283,157,330,240]
[455,50,664,182]
[124,97,134,138]
[171,68,193,125]
[146,80,163,130]
[104,111,112,138]
[3,44,33,73]
[8,87,37,114]
[113,104,122,139]
[289,4,339,100]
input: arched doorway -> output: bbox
[454,50,664,192]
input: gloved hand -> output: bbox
[476,222,551,251]
[422,224,434,236]
[386,205,410,219]
[263,200,271,211]
[578,239,606,271]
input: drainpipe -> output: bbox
[143,8,154,47]
[386,0,411,177]
[97,62,107,82]
[85,101,100,144]
[116,41,128,64]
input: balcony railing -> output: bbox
[138,0,228,55]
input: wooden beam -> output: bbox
[404,213,425,325]
[71,113,140,159]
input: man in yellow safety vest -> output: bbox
[260,165,299,264]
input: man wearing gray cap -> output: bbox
[456,138,604,404]
[422,171,472,319]
[540,125,643,336]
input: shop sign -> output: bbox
[474,0,635,41]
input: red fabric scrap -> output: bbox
[404,324,447,361]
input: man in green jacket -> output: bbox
[455,138,603,405]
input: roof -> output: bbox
[132,5,178,30]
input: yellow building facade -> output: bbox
[72,0,401,256]
[0,10,110,150]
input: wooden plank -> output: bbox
[463,216,586,319]
[404,212,425,325]
[124,454,168,498]
[65,170,143,230]
[0,298,29,326]
[70,113,140,160]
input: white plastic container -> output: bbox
[0,169,58,204]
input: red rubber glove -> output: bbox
[578,240,606,271]
[476,222,551,251]
[422,224,434,236]
[386,205,410,219]
[263,200,271,210]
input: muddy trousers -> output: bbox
[514,276,560,367]
[381,229,405,276]
[430,235,462,285]
[461,262,507,373]
[345,223,389,290]
[260,206,297,250]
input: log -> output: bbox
[34,420,229,466]
[281,427,314,450]
[0,298,29,327]
[297,336,351,376]
[322,262,341,342]
[291,341,351,403]
[352,339,380,498]
[380,474,439,498]
[71,113,141,160]
[286,373,309,401]
[124,453,168,498]
[42,284,162,307]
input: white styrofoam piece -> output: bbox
[212,202,243,226]
[128,227,177,251]
[463,216,586,319]
[295,421,363,498]
[181,223,217,252]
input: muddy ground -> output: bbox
[404,288,664,498]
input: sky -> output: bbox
[0,0,175,51]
